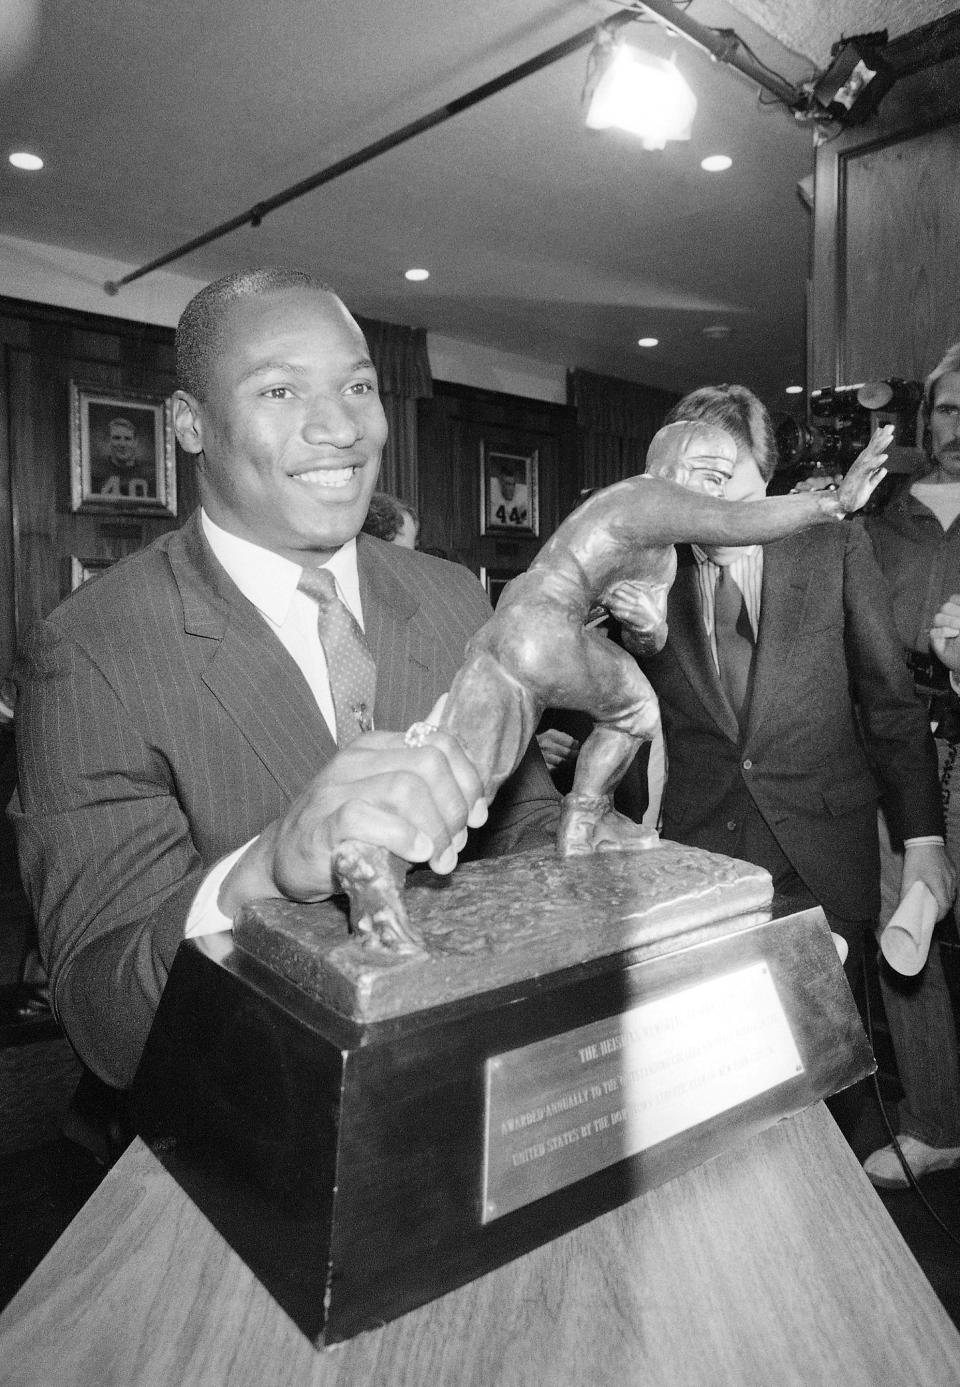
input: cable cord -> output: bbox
[861,950,960,1251]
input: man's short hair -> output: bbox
[361,492,419,543]
[176,267,335,400]
[924,341,960,418]
[664,384,778,483]
[108,416,136,435]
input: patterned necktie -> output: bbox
[714,566,755,724]
[297,566,376,746]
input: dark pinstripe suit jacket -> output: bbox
[12,514,558,1087]
[641,523,943,922]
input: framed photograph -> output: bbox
[479,567,519,609]
[480,442,538,537]
[70,383,177,517]
[69,556,116,592]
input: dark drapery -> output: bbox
[356,315,433,510]
[567,368,679,492]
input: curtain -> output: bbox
[567,368,679,492]
[356,316,432,509]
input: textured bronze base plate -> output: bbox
[233,841,773,1022]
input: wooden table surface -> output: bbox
[2,1102,958,1387]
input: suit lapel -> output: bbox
[357,535,434,731]
[668,548,740,741]
[171,515,337,797]
[167,521,454,792]
[742,539,808,741]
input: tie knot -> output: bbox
[298,565,337,605]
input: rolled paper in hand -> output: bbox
[877,880,939,976]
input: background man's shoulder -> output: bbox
[767,515,868,561]
[362,536,490,619]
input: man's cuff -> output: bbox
[184,838,259,938]
[903,836,945,849]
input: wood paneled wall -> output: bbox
[809,52,960,390]
[0,297,191,679]
[416,385,579,585]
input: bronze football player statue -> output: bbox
[334,420,892,956]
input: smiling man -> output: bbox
[10,268,559,1090]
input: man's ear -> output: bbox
[173,390,204,456]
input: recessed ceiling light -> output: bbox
[404,267,429,282]
[701,324,731,339]
[637,336,659,348]
[701,155,732,173]
[785,385,804,395]
[9,151,43,171]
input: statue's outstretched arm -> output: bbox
[653,425,891,548]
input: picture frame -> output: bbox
[479,567,519,609]
[69,555,116,592]
[480,442,539,537]
[70,382,177,517]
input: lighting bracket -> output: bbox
[618,0,905,129]
[622,0,807,114]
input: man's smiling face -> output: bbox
[175,286,386,564]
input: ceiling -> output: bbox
[0,0,953,403]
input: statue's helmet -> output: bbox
[645,421,737,494]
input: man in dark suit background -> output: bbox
[629,385,954,987]
[11,267,558,1090]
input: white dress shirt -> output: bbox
[185,511,365,937]
[692,544,762,673]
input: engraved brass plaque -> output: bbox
[482,962,804,1222]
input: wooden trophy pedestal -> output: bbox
[132,842,873,1347]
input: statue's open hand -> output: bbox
[222,727,488,913]
[835,424,894,513]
